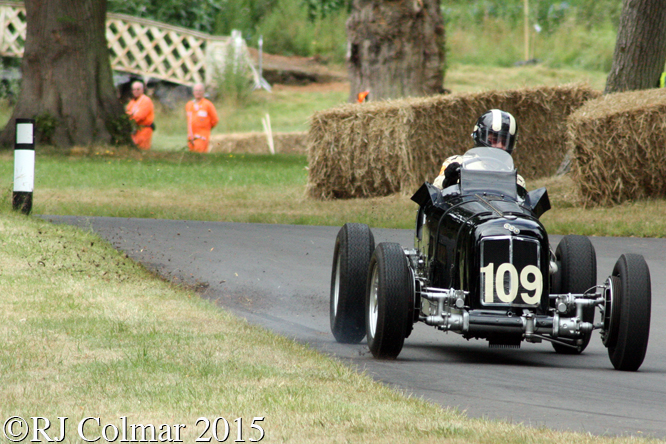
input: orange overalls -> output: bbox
[126,94,155,150]
[186,98,219,153]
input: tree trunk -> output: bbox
[346,0,445,102]
[0,0,132,147]
[604,0,666,94]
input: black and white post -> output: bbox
[13,118,35,215]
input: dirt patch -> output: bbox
[247,48,346,85]
[272,81,349,94]
[209,131,307,154]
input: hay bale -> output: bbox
[209,131,307,154]
[308,84,599,199]
[569,88,666,206]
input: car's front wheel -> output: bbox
[552,235,596,354]
[605,254,651,371]
[366,242,412,359]
[330,223,375,344]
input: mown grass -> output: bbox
[0,150,414,228]
[0,206,661,444]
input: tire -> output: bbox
[366,242,412,359]
[552,235,597,354]
[330,223,375,343]
[607,254,651,371]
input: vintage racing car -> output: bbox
[330,148,651,371]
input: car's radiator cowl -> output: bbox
[479,235,542,307]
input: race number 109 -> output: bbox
[195,417,265,442]
[481,262,542,305]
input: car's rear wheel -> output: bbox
[366,242,411,359]
[606,254,651,371]
[552,235,597,354]
[330,223,375,344]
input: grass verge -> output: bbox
[0,208,660,443]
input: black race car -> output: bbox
[330,148,651,371]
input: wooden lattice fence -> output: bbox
[0,1,259,87]
[0,1,25,58]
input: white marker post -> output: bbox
[13,118,35,215]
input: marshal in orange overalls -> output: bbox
[186,98,219,153]
[126,94,155,150]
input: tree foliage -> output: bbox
[107,0,274,37]
[303,0,349,20]
[108,0,221,32]
[214,0,276,37]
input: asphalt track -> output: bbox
[45,216,666,438]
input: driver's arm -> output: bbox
[433,155,463,189]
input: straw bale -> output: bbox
[308,84,599,199]
[569,88,666,206]
[209,131,307,154]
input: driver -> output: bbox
[433,109,525,189]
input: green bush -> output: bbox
[107,0,222,33]
[255,0,347,62]
[213,0,277,39]
[0,57,20,105]
[33,112,58,145]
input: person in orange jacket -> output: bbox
[186,83,219,153]
[126,81,155,150]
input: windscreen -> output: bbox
[459,148,518,199]
[460,147,515,172]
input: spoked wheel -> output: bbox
[366,242,412,359]
[552,235,597,354]
[605,254,651,371]
[330,223,375,344]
